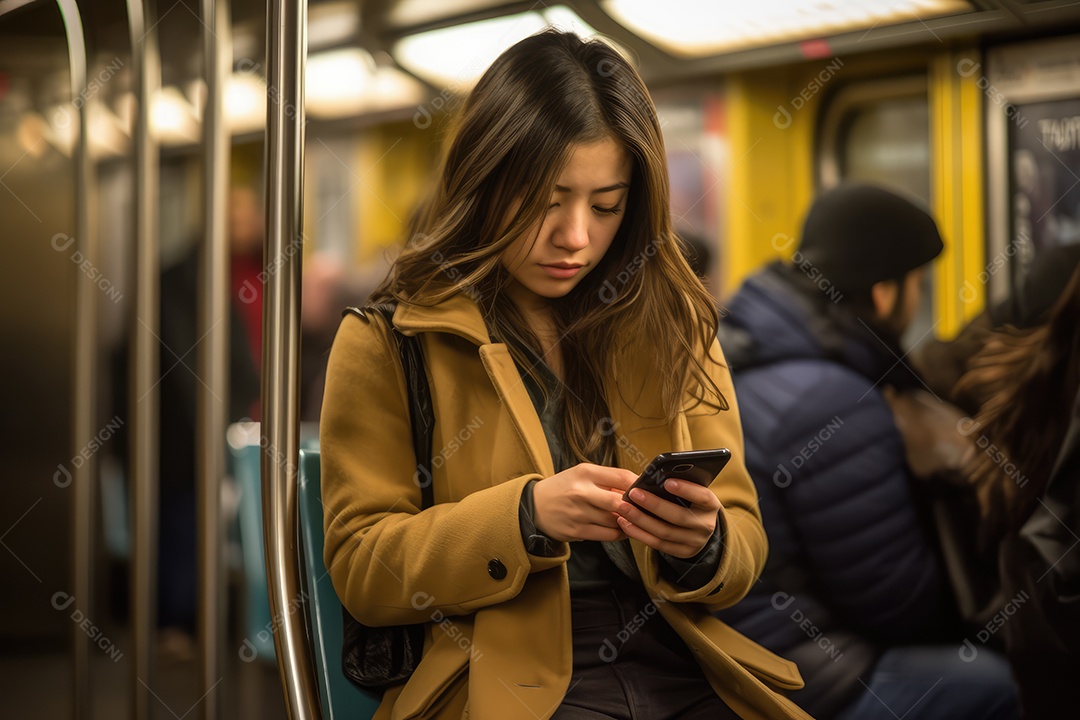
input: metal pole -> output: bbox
[197,1,232,718]
[262,0,319,717]
[126,0,161,716]
[56,1,91,718]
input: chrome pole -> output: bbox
[126,0,161,716]
[197,0,232,718]
[56,1,92,717]
[262,0,319,717]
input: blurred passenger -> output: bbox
[913,243,1080,414]
[951,265,1080,718]
[299,251,387,421]
[714,183,1019,719]
[901,245,1080,635]
[226,185,264,418]
[321,30,811,720]
[111,185,261,653]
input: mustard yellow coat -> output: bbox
[321,293,813,720]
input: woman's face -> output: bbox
[501,137,633,311]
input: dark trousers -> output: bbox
[833,646,1019,720]
[552,584,741,720]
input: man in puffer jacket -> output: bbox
[715,184,1019,720]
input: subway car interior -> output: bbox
[3,0,1080,718]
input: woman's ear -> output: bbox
[871,279,899,321]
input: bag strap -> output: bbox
[344,303,435,509]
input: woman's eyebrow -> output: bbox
[553,182,629,194]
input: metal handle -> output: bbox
[262,0,320,717]
[55,1,92,717]
[197,1,233,718]
[126,0,161,716]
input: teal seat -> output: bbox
[228,423,277,663]
[228,422,324,665]
[297,447,382,719]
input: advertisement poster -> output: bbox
[1009,98,1080,287]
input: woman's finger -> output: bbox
[621,487,703,529]
[615,516,696,557]
[617,493,700,544]
[661,479,721,512]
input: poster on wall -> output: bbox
[1008,98,1080,289]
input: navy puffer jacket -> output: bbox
[715,263,955,718]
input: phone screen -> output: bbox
[622,448,731,514]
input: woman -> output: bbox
[321,30,810,720]
[953,264,1080,718]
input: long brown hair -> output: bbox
[372,30,722,464]
[955,265,1080,536]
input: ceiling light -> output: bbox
[39,102,129,159]
[18,112,50,157]
[306,48,375,109]
[602,0,973,58]
[393,6,602,91]
[151,86,200,144]
[387,0,509,29]
[305,47,427,119]
[87,103,130,158]
[225,72,266,133]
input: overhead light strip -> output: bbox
[602,0,974,58]
[392,6,603,91]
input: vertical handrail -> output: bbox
[198,1,232,718]
[126,0,161,717]
[262,0,319,718]
[55,1,91,718]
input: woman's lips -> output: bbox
[540,264,583,279]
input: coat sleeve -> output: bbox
[320,313,566,628]
[641,338,768,610]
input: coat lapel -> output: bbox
[478,344,556,478]
[394,292,557,480]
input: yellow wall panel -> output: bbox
[929,48,986,338]
[723,63,829,296]
[354,121,440,262]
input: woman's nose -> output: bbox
[553,209,589,250]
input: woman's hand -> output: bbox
[532,463,637,542]
[616,480,721,558]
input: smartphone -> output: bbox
[622,448,731,516]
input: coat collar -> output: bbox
[392,291,492,347]
[393,290,676,476]
[393,291,559,477]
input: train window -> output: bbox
[837,98,931,204]
[308,135,357,263]
[655,93,726,297]
[819,77,934,351]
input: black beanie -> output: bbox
[796,183,944,293]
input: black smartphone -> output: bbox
[622,448,731,515]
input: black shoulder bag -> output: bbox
[340,303,435,691]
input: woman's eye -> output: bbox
[594,205,621,215]
[546,202,559,212]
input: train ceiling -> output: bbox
[347,0,1080,80]
[2,0,1080,151]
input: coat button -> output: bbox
[487,558,507,580]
